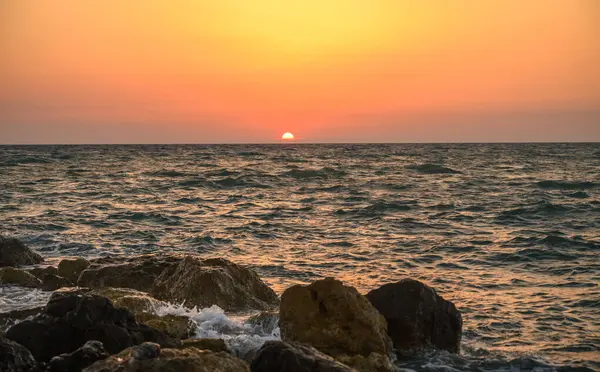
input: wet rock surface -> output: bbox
[251,341,354,372]
[180,338,229,353]
[367,279,462,353]
[47,340,109,372]
[0,336,37,372]
[77,255,182,293]
[146,315,196,339]
[0,236,43,267]
[0,306,44,331]
[280,278,393,371]
[83,347,250,372]
[5,292,180,362]
[87,287,195,339]
[78,254,279,312]
[153,256,279,311]
[245,311,279,335]
[87,287,167,322]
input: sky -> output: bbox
[1,0,599,143]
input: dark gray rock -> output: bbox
[0,236,43,267]
[47,340,109,372]
[0,336,37,372]
[366,279,462,353]
[251,341,353,372]
[5,293,180,362]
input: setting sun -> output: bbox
[281,132,295,140]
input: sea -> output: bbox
[1,143,598,371]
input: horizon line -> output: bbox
[1,141,599,146]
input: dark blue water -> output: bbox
[1,143,599,371]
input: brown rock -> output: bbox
[146,315,196,340]
[0,267,42,288]
[27,266,59,280]
[78,255,278,312]
[58,257,90,283]
[78,255,181,292]
[0,236,43,267]
[83,347,249,372]
[366,279,462,353]
[280,278,392,366]
[41,274,73,291]
[88,287,166,322]
[153,256,279,312]
[180,338,229,353]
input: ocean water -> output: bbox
[0,143,599,371]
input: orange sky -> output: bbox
[1,0,599,143]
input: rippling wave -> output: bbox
[1,143,599,370]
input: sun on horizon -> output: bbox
[281,132,295,140]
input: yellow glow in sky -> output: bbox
[1,0,599,143]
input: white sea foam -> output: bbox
[153,302,280,358]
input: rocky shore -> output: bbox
[1,236,462,372]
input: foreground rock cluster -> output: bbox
[0,236,462,371]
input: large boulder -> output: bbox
[83,344,249,372]
[0,336,37,372]
[58,257,90,283]
[0,267,42,288]
[0,236,43,267]
[366,279,462,353]
[251,341,354,372]
[47,340,109,372]
[5,292,180,362]
[78,255,279,312]
[78,255,181,293]
[153,257,279,311]
[280,278,392,371]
